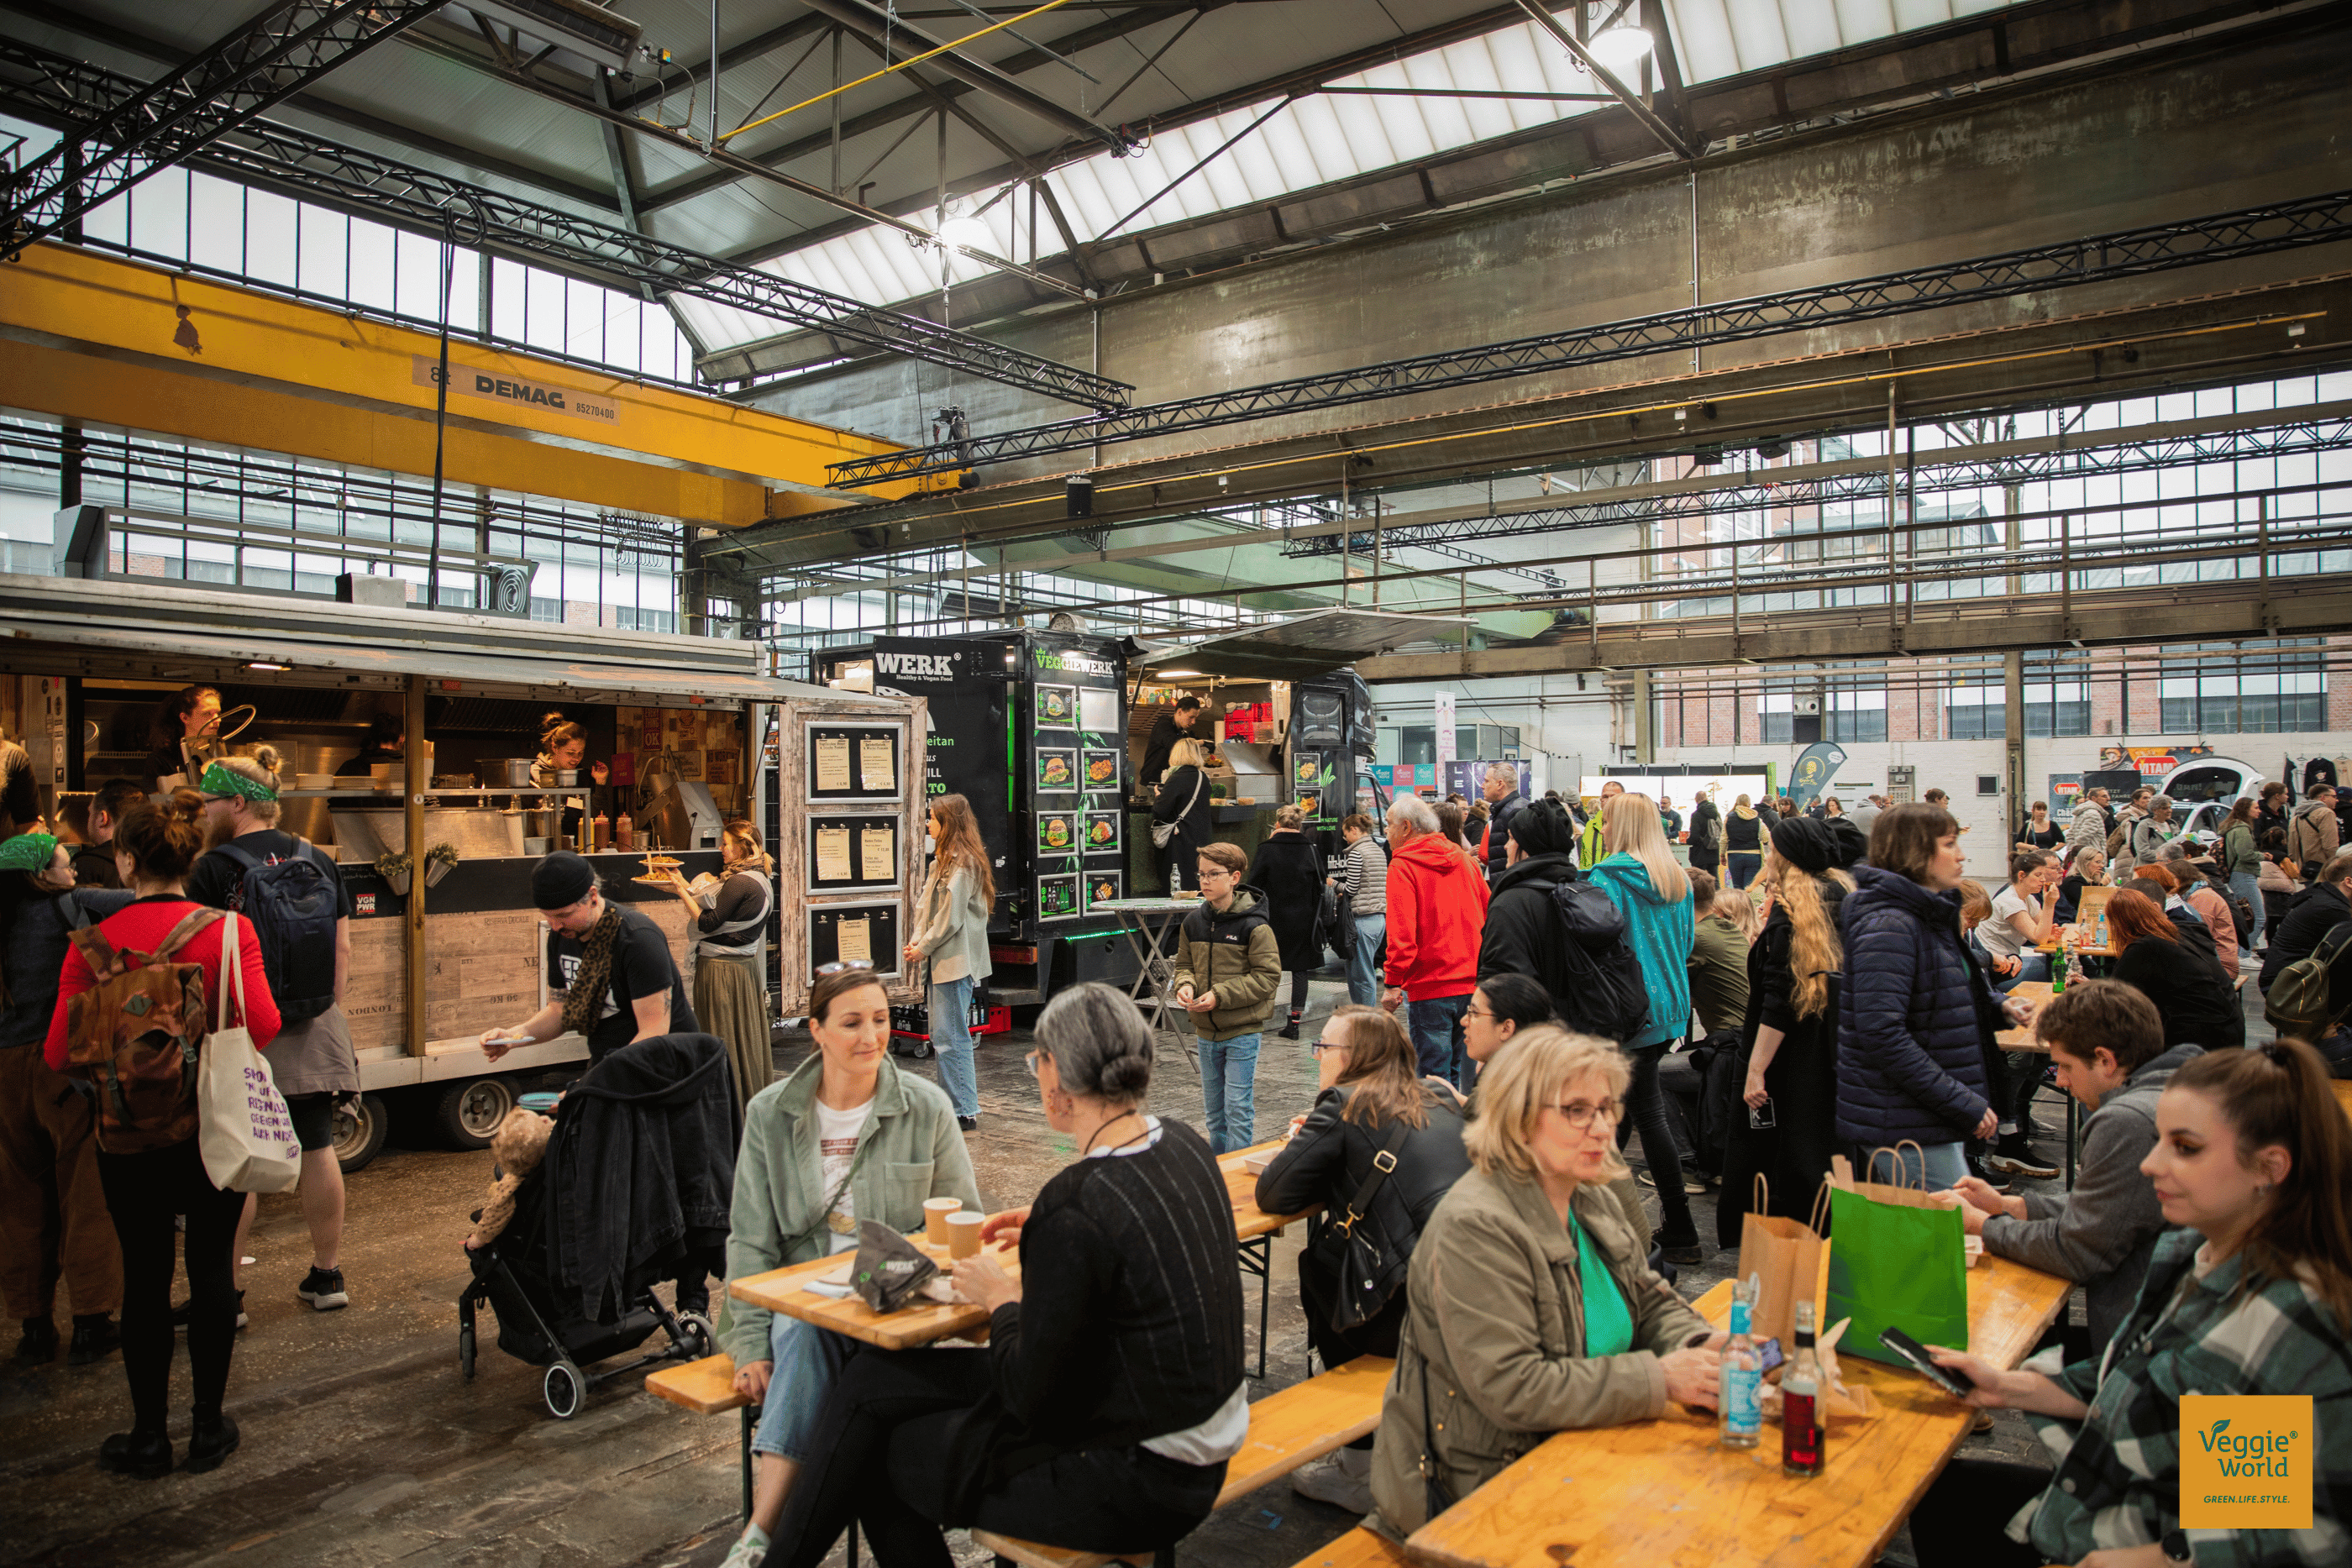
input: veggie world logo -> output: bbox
[2180,1395,2312,1529]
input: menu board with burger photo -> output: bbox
[1037,810,1079,857]
[1035,748,1078,794]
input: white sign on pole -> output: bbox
[1434,691,1457,768]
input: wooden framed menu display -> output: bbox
[805,720,904,801]
[806,901,902,983]
[806,813,900,894]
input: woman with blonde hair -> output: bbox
[662,820,776,1116]
[901,793,995,1130]
[1367,1026,1719,1538]
[1585,793,1702,1261]
[1718,815,1859,1246]
[1724,791,1765,889]
[1151,737,1214,892]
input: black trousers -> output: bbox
[97,1138,244,1431]
[1904,1457,2052,1568]
[1615,1042,1695,1240]
[1297,1245,1404,1369]
[765,1347,1226,1568]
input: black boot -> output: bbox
[1278,1016,1301,1041]
[13,1318,57,1365]
[97,1429,174,1479]
[184,1413,241,1474]
[67,1314,121,1366]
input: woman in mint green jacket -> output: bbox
[1583,793,1699,1261]
[716,968,981,1568]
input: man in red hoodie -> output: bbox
[1379,794,1491,1086]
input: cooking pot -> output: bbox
[491,758,538,788]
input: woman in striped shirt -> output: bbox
[1329,813,1388,1006]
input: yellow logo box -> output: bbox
[2180,1394,2313,1529]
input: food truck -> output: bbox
[815,629,1138,1004]
[1,572,923,1169]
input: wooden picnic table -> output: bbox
[1402,1248,2071,1568]
[727,1137,1321,1358]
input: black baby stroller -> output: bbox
[458,1032,740,1419]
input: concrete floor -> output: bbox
[8,960,2233,1568]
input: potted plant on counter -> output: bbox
[424,842,460,888]
[375,850,412,896]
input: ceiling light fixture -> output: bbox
[938,200,996,254]
[1586,24,1655,76]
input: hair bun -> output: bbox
[1098,1052,1152,1099]
[249,742,283,775]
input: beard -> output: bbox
[202,810,238,851]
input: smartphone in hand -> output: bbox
[1879,1325,1975,1398]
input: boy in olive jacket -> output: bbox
[1173,841,1283,1154]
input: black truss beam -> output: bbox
[0,0,456,262]
[824,188,2352,486]
[1285,412,2352,559]
[0,37,1133,413]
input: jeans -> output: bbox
[1198,1032,1261,1154]
[1347,913,1385,1005]
[752,1309,855,1461]
[1859,1140,1971,1190]
[1407,994,1470,1087]
[928,976,978,1119]
[1987,950,2049,993]
[1728,851,1762,889]
[1619,1041,1695,1240]
[2229,871,2264,950]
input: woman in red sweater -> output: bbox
[45,794,277,1480]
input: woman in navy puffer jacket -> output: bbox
[1836,803,2012,1189]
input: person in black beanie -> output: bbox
[1717,814,1862,1243]
[479,852,696,1067]
[1475,799,1586,1023]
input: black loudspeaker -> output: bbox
[1067,475,1094,518]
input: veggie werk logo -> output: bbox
[2180,1395,2312,1529]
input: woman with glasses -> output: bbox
[713,966,980,1568]
[1255,1004,1470,1513]
[763,983,1246,1567]
[1366,1027,1722,1539]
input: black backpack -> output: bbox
[1546,877,1653,1043]
[216,838,340,1023]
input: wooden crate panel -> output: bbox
[347,921,406,1052]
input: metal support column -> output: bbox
[404,671,429,1055]
[2003,649,2026,827]
[1632,669,1654,765]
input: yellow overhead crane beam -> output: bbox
[0,244,940,525]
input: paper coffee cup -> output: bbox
[947,1209,984,1259]
[923,1197,963,1246]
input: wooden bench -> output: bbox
[646,1355,758,1518]
[1287,1528,1412,1568]
[972,1356,1395,1568]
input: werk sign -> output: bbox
[412,358,620,424]
[877,649,958,679]
[2180,1395,2313,1529]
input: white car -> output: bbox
[2159,756,2268,837]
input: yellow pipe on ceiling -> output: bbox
[0,243,942,526]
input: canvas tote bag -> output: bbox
[196,912,304,1193]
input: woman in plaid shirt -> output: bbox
[1909,1039,2351,1568]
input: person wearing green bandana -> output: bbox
[1366,1025,1725,1540]
[186,749,360,1315]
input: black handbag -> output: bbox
[1308,1120,1412,1331]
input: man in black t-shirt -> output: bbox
[192,758,361,1313]
[482,852,696,1067]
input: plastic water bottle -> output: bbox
[1719,1291,1762,1450]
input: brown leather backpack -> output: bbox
[62,907,223,1153]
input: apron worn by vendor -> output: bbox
[695,869,774,1116]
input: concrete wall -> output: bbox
[746,24,2352,473]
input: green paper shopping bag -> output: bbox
[1824,1147,1969,1368]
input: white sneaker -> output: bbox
[717,1528,769,1568]
[1290,1445,1374,1513]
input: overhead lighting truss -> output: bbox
[0,0,457,263]
[1291,408,2352,559]
[0,37,1134,413]
[823,188,2352,487]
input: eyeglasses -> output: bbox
[1023,1048,1044,1078]
[1463,1006,1495,1021]
[1309,1039,1350,1057]
[815,960,875,976]
[1545,1097,1626,1127]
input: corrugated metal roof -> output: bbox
[706,1,2019,336]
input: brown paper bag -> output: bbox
[1829,1148,1966,1212]
[1735,1174,1829,1348]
